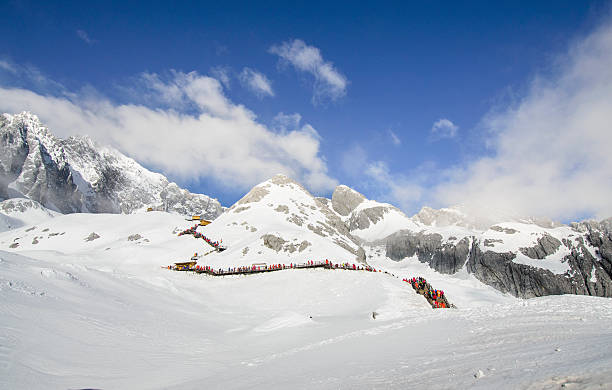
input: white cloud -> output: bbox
[340,144,368,178]
[389,130,401,146]
[361,19,612,222]
[269,39,347,103]
[0,69,337,195]
[210,66,231,89]
[0,60,16,74]
[239,67,274,98]
[273,112,302,131]
[431,118,458,140]
[433,20,612,221]
[76,30,94,44]
[364,161,425,212]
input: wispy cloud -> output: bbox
[0,60,17,74]
[0,67,337,194]
[430,118,458,140]
[76,29,94,44]
[269,39,347,104]
[389,130,401,146]
[273,112,302,131]
[210,66,231,89]
[239,67,274,98]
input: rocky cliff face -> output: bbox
[385,220,612,298]
[386,231,471,274]
[327,183,612,299]
[331,185,366,216]
[330,185,419,242]
[0,112,222,218]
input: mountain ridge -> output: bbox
[0,111,222,218]
[1,111,611,299]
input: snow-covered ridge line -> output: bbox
[328,184,612,298]
[0,111,222,218]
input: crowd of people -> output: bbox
[404,276,449,308]
[178,224,223,249]
[187,261,328,275]
[168,258,397,279]
[168,235,453,308]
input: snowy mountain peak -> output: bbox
[215,174,365,265]
[411,206,467,227]
[0,111,222,218]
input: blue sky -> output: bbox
[1,1,611,221]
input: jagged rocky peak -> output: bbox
[0,111,222,218]
[331,184,366,216]
[412,204,564,231]
[412,206,471,227]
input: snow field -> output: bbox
[1,211,612,389]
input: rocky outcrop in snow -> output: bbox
[331,185,365,216]
[519,234,562,259]
[386,231,471,274]
[0,112,222,218]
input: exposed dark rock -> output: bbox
[385,223,612,298]
[348,206,389,231]
[386,230,470,274]
[275,205,289,214]
[484,239,503,247]
[261,234,287,252]
[519,234,562,259]
[331,185,365,216]
[84,232,100,242]
[490,226,518,234]
[466,245,572,298]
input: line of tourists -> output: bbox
[403,276,450,309]
[178,224,223,248]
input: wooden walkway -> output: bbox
[166,259,454,309]
[178,224,226,252]
[179,261,379,276]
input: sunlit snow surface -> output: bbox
[1,212,611,389]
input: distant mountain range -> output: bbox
[1,111,610,299]
[0,112,222,218]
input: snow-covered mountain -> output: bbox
[199,174,365,267]
[327,184,612,298]
[0,112,222,218]
[330,185,419,241]
[1,110,609,300]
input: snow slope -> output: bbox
[0,198,59,232]
[1,209,612,389]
